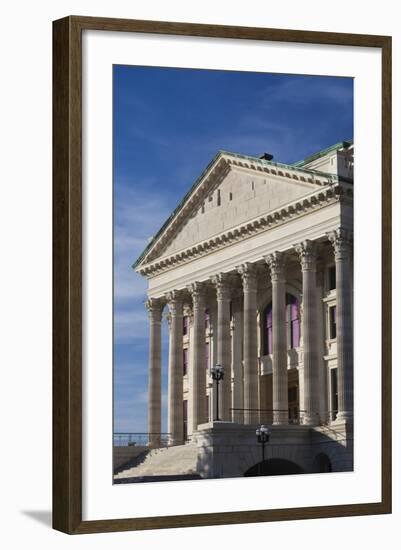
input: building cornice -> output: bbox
[134,150,343,270]
[136,182,352,278]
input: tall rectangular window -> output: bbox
[265,306,273,355]
[329,306,337,339]
[183,348,189,376]
[183,315,189,336]
[205,342,210,370]
[289,299,300,348]
[328,266,336,291]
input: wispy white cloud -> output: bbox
[114,308,149,342]
[114,184,172,304]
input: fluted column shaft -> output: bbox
[213,273,232,421]
[166,291,184,445]
[188,282,207,432]
[146,298,163,448]
[237,263,258,424]
[295,240,320,425]
[328,229,353,423]
[266,252,288,425]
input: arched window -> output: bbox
[263,294,300,355]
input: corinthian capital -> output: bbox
[145,297,163,322]
[212,272,232,301]
[165,290,184,316]
[327,228,353,261]
[187,281,206,308]
[294,240,317,271]
[236,262,257,292]
[264,251,286,281]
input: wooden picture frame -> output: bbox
[53,15,392,534]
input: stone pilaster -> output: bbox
[265,252,288,425]
[328,228,353,424]
[187,282,207,432]
[295,240,320,425]
[145,298,163,448]
[165,290,184,445]
[212,273,232,421]
[237,263,258,424]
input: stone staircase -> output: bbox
[114,443,200,480]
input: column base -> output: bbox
[273,412,288,425]
[301,413,320,426]
[147,438,161,449]
[169,438,184,447]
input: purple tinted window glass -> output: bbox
[265,304,273,354]
[183,348,188,376]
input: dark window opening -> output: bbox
[183,348,189,376]
[217,189,221,206]
[183,315,189,336]
[263,294,300,354]
[328,266,336,290]
[264,303,273,355]
[329,306,337,339]
[287,294,300,349]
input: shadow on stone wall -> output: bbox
[193,421,353,479]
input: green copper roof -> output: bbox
[132,146,344,269]
[292,139,353,168]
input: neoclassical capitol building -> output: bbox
[117,140,354,480]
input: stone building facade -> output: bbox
[133,141,354,477]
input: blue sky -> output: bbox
[113,65,353,434]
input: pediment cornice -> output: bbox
[134,151,341,270]
[136,181,352,278]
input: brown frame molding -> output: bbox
[52,15,392,534]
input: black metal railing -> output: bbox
[229,408,342,425]
[230,408,311,425]
[113,432,170,447]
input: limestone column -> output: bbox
[295,240,320,425]
[232,296,244,423]
[212,273,232,421]
[166,290,184,445]
[328,229,353,423]
[145,298,163,448]
[237,263,258,424]
[187,282,207,432]
[265,252,288,425]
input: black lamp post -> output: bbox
[256,425,270,475]
[211,363,224,421]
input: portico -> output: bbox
[135,142,354,470]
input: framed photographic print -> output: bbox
[53,16,392,534]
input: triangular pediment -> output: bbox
[134,151,335,269]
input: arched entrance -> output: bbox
[244,458,304,477]
[313,453,332,473]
